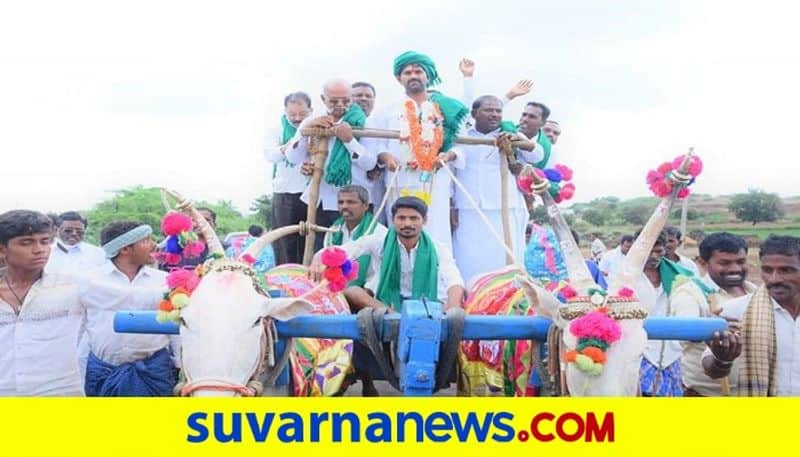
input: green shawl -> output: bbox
[531,129,552,169]
[325,104,367,187]
[328,212,376,287]
[272,115,298,179]
[375,228,439,310]
[428,91,468,153]
[659,257,714,296]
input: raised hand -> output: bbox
[459,58,476,77]
[506,79,533,100]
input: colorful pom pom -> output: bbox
[554,164,573,181]
[171,293,190,309]
[166,269,200,293]
[161,212,193,236]
[569,309,622,343]
[617,286,636,298]
[321,247,348,268]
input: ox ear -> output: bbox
[262,297,314,321]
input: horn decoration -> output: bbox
[239,222,338,262]
[161,189,225,257]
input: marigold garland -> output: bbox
[402,100,444,172]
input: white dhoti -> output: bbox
[453,207,527,287]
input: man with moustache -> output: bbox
[365,51,467,254]
[676,232,757,396]
[314,196,464,314]
[286,79,375,252]
[45,211,105,274]
[704,235,800,396]
[84,221,179,396]
[542,120,561,145]
[266,92,313,265]
[664,226,700,275]
[451,95,538,284]
[0,211,165,396]
[323,185,387,289]
[517,101,558,169]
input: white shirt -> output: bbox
[704,294,800,396]
[453,127,537,211]
[45,240,105,275]
[635,275,683,368]
[264,125,309,194]
[599,247,626,278]
[0,271,164,396]
[323,221,388,290]
[286,117,376,211]
[676,275,757,395]
[84,262,177,367]
[674,253,700,276]
[337,231,464,301]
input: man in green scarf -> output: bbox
[366,51,468,255]
[313,196,465,313]
[286,78,376,253]
[517,101,557,169]
[265,91,313,265]
[323,185,388,288]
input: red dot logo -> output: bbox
[517,430,529,442]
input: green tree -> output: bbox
[250,194,273,229]
[728,189,784,225]
[620,204,650,225]
[582,208,608,226]
[531,205,548,225]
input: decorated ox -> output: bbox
[157,190,326,397]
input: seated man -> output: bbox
[314,196,465,313]
[323,185,388,288]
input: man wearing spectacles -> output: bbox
[45,211,105,274]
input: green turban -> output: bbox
[393,51,441,87]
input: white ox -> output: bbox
[165,191,314,397]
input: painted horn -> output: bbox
[239,222,338,261]
[529,167,596,294]
[609,149,695,292]
[161,189,225,257]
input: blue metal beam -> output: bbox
[114,311,727,342]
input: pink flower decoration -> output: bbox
[183,241,206,258]
[328,279,347,293]
[163,253,181,266]
[516,174,533,194]
[161,212,193,236]
[561,285,578,299]
[617,287,636,298]
[677,188,691,199]
[656,162,673,175]
[345,259,360,281]
[646,170,662,185]
[320,247,347,268]
[672,155,704,177]
[554,164,573,181]
[323,266,345,283]
[559,182,576,200]
[569,309,622,343]
[240,253,256,265]
[167,269,201,293]
[651,180,672,198]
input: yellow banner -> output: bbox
[0,398,793,457]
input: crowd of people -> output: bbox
[1,51,798,397]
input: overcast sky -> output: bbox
[1,0,798,214]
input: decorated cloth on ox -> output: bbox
[264,264,353,396]
[458,266,542,396]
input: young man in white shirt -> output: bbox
[664,226,700,275]
[83,220,178,396]
[45,211,105,274]
[314,196,465,313]
[704,235,800,396]
[599,234,634,279]
[0,210,164,396]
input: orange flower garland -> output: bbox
[403,100,444,172]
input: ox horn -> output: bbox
[609,148,695,292]
[528,166,595,294]
[161,188,225,257]
[239,222,338,262]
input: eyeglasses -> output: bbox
[61,228,85,236]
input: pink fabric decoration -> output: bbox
[569,310,622,343]
[240,253,256,265]
[345,259,359,280]
[677,188,691,199]
[161,212,193,236]
[516,174,533,194]
[561,285,578,299]
[321,247,347,267]
[323,267,345,283]
[183,241,206,258]
[559,182,576,200]
[167,269,201,294]
[554,164,573,181]
[672,155,703,177]
[163,253,181,266]
[617,287,636,298]
[656,162,673,174]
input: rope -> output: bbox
[262,319,294,388]
[356,307,400,390]
[437,159,519,265]
[546,325,564,397]
[435,307,466,391]
[366,169,399,234]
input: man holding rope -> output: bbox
[365,51,468,254]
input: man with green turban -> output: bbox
[361,51,468,256]
[286,78,376,253]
